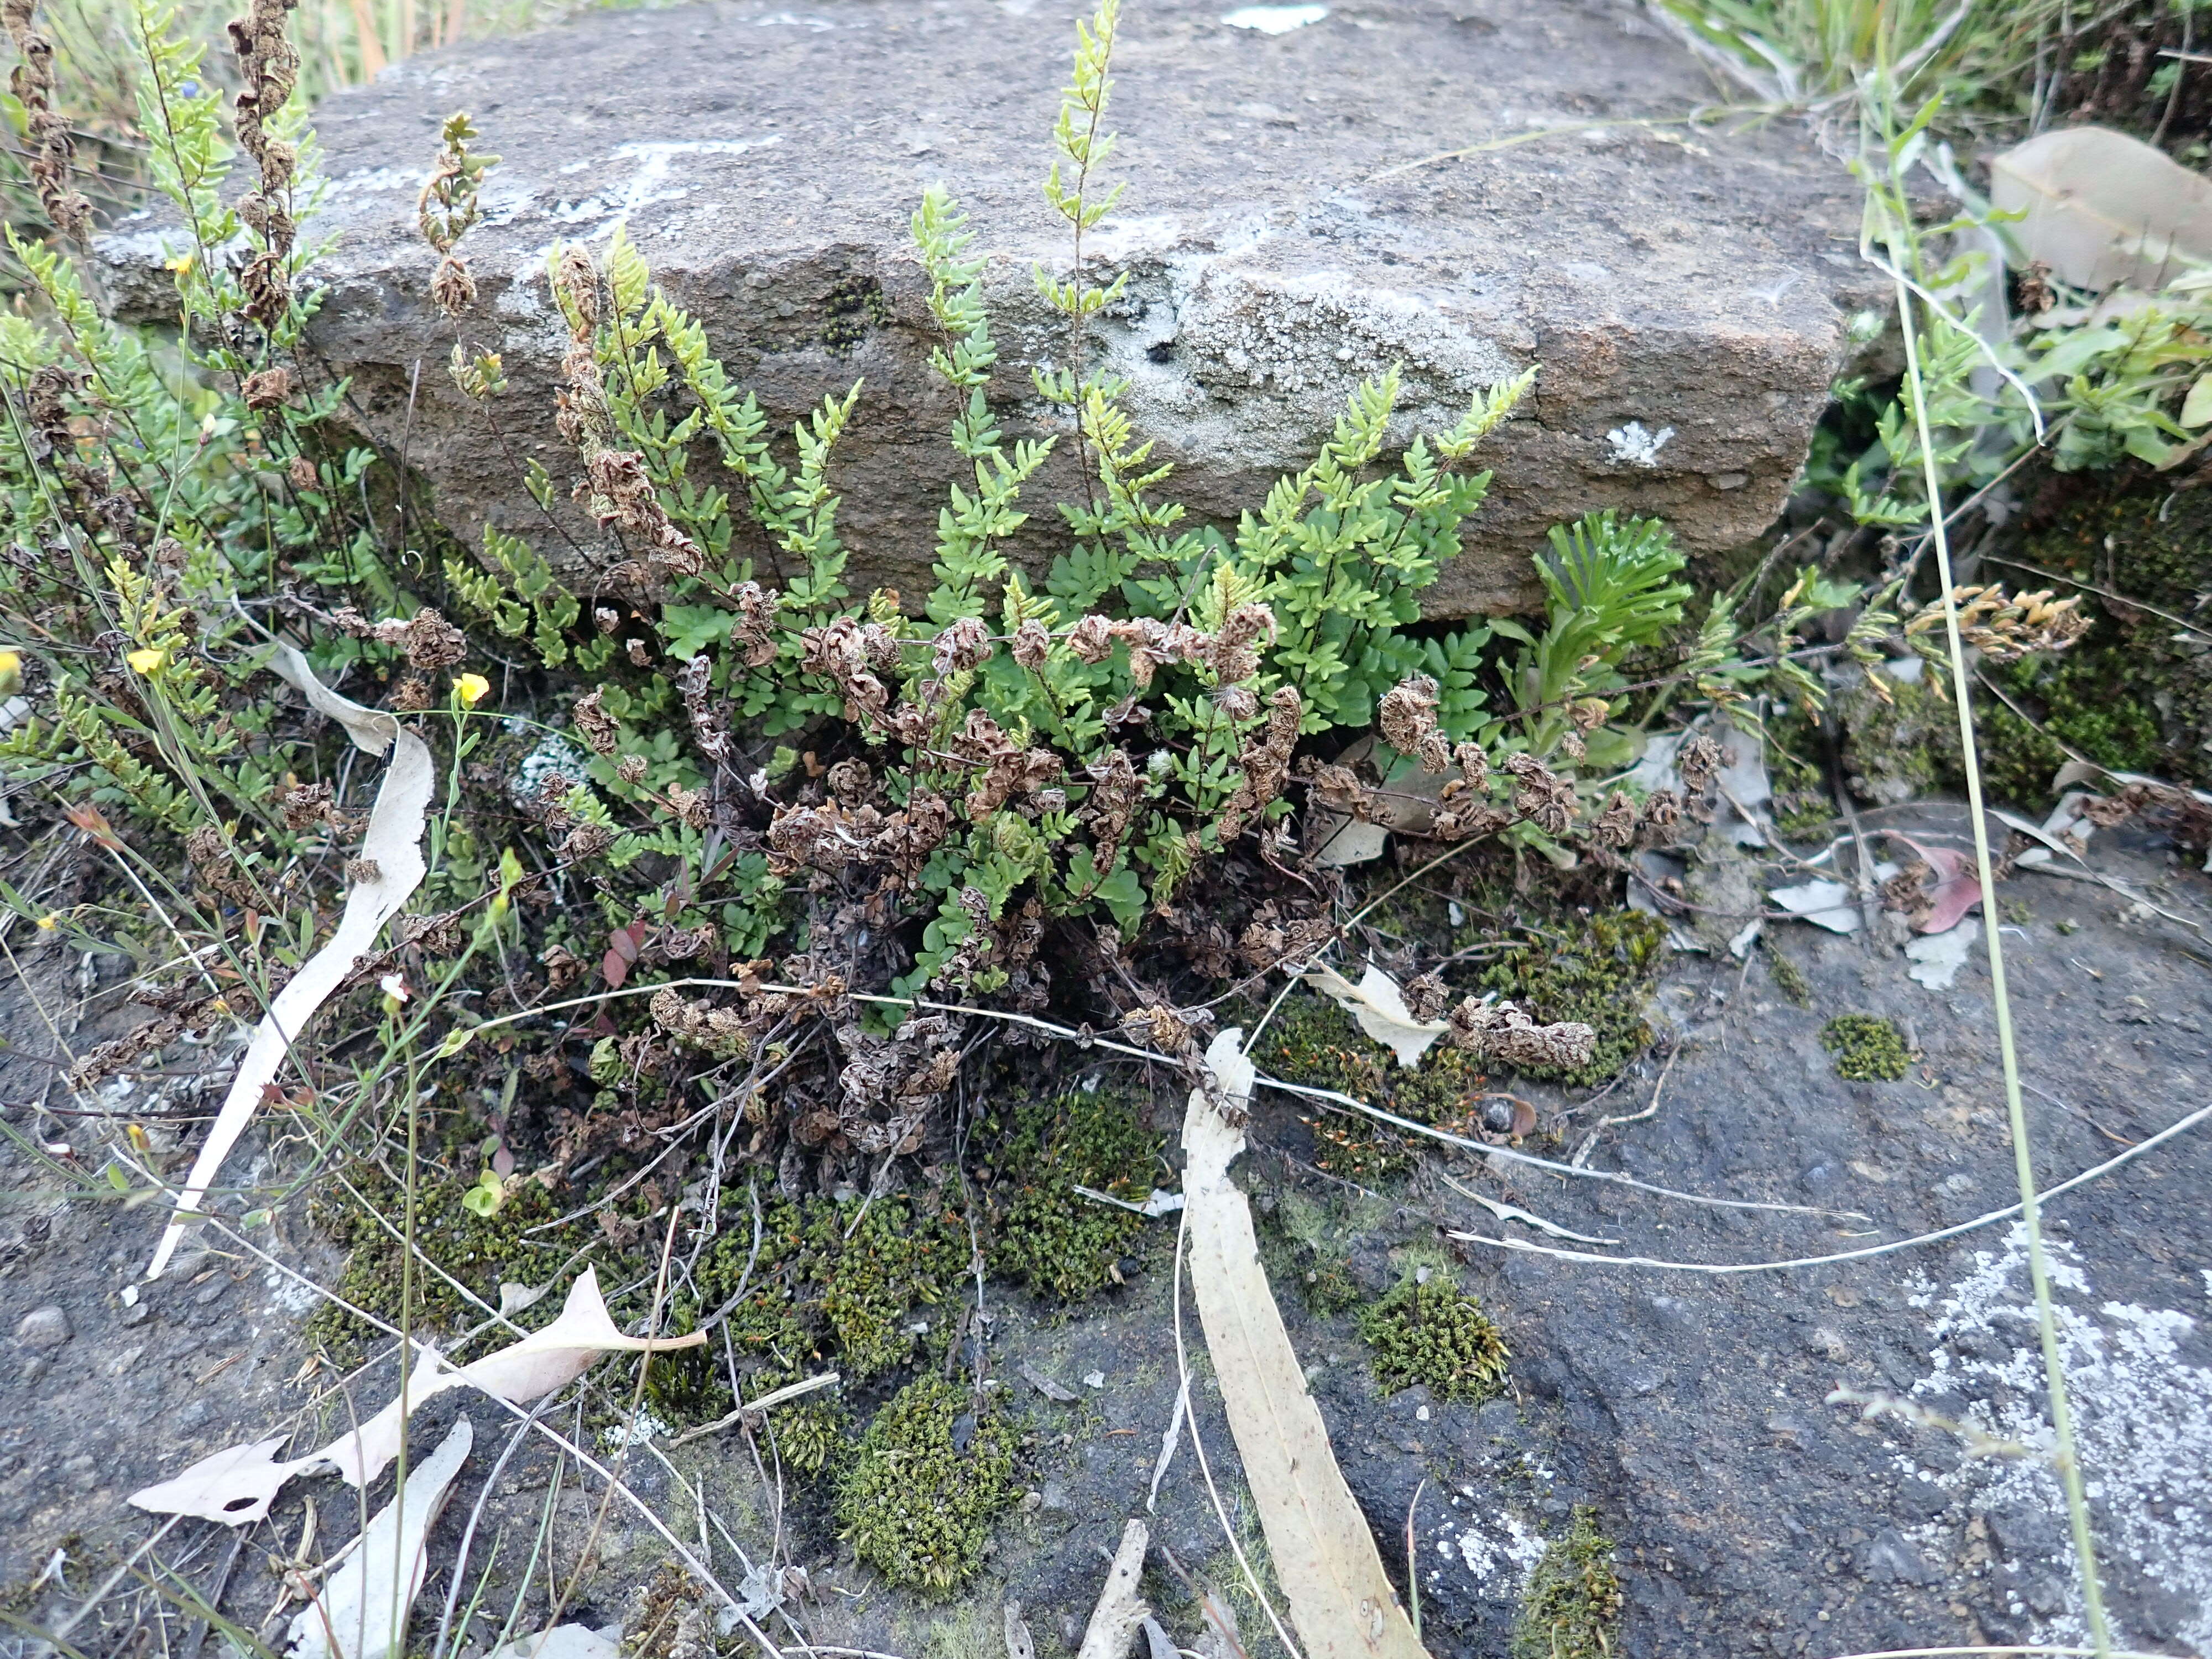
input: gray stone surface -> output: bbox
[103,0,1872,614]
[13,1306,70,1349]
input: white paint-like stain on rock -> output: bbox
[1220,4,1328,32]
[1903,1223,2212,1651]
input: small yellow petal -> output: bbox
[455,672,491,706]
[127,648,166,674]
[36,913,58,930]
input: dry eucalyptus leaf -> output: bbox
[482,1628,621,1659]
[148,645,435,1280]
[126,1434,316,1527]
[129,1270,703,1520]
[1301,962,1447,1067]
[1181,1029,1427,1659]
[288,1416,473,1659]
[1989,126,2212,294]
[319,1267,707,1488]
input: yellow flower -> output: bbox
[455,672,492,707]
[165,252,194,275]
[127,648,166,674]
[35,912,59,930]
[0,649,19,694]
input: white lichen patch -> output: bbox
[1098,258,1522,477]
[1905,1224,2212,1650]
[1220,4,1327,32]
[1605,421,1674,468]
[1429,1507,1549,1602]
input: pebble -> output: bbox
[1806,1326,1850,1363]
[14,1306,71,1349]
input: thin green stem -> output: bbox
[1896,275,2111,1659]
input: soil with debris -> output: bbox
[4,809,2210,1659]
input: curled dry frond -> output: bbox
[1447,997,1596,1072]
[1905,583,2089,662]
[419,112,500,316]
[1379,674,1451,773]
[1214,684,1301,842]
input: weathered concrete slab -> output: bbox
[115,0,1875,613]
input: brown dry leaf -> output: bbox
[1990,126,2212,293]
[1181,1029,1429,1659]
[148,645,436,1280]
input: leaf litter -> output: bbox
[1180,1029,1428,1659]
[288,1416,472,1659]
[128,1268,702,1524]
[146,646,436,1281]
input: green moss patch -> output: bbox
[645,1191,967,1438]
[1820,1014,1910,1082]
[979,1085,1165,1302]
[836,1375,1018,1595]
[1254,997,1490,1181]
[305,1165,574,1357]
[1478,910,1667,1086]
[1359,1270,1511,1402]
[1511,1507,1623,1659]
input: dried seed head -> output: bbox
[241,367,291,410]
[1677,734,1723,795]
[1379,674,1451,772]
[1010,619,1051,671]
[552,246,600,336]
[431,254,477,317]
[571,687,619,755]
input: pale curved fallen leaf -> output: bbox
[126,1435,315,1527]
[148,646,434,1280]
[129,1269,705,1520]
[1182,1029,1427,1659]
[289,1416,473,1659]
[1301,962,1446,1067]
[1990,126,2212,294]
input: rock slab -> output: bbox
[108,0,1871,613]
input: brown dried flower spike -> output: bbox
[419,112,499,317]
[3,0,92,239]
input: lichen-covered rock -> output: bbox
[99,0,1872,616]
